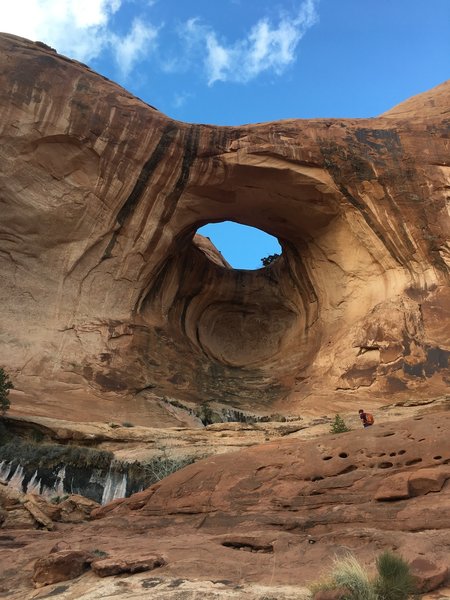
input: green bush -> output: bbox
[91,549,109,558]
[330,414,350,434]
[196,403,214,426]
[31,429,45,443]
[0,421,12,446]
[50,494,69,504]
[374,551,416,600]
[261,253,280,267]
[311,551,416,600]
[0,368,14,416]
[330,554,377,600]
[0,440,113,470]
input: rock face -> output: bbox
[0,33,449,422]
[1,411,449,598]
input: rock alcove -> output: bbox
[0,33,449,419]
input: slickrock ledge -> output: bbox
[1,411,449,598]
[0,33,449,422]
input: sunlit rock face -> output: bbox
[0,33,449,420]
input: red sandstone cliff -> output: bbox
[0,33,448,423]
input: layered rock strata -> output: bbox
[0,33,449,421]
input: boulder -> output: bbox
[408,467,450,497]
[32,549,93,588]
[2,506,36,530]
[23,497,54,530]
[409,557,449,593]
[91,554,165,577]
[375,466,450,501]
[375,472,410,501]
[57,494,100,522]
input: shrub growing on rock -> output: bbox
[374,551,416,600]
[330,414,350,434]
[0,368,13,416]
[329,554,377,600]
[260,253,280,266]
[141,452,196,484]
[311,551,417,600]
[0,440,113,470]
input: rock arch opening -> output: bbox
[133,161,391,407]
[196,221,282,270]
[114,151,416,410]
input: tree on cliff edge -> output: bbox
[261,253,280,267]
[0,368,13,416]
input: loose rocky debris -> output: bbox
[0,483,99,530]
[32,547,165,588]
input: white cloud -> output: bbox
[1,0,118,61]
[0,0,158,75]
[182,0,319,85]
[205,33,231,84]
[0,0,319,86]
[172,91,193,109]
[113,19,159,76]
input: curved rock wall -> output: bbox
[0,34,449,420]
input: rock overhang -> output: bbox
[0,33,449,419]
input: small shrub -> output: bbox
[0,440,113,470]
[0,421,12,446]
[31,429,45,443]
[261,253,280,267]
[330,554,377,600]
[0,368,14,416]
[374,551,416,600]
[142,452,195,484]
[196,403,214,426]
[310,551,417,600]
[121,422,134,428]
[330,414,350,434]
[108,422,120,429]
[50,494,69,504]
[92,549,109,558]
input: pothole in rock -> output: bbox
[405,458,423,466]
[221,541,273,553]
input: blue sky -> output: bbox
[2,0,449,268]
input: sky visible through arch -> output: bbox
[198,222,282,270]
[2,0,449,268]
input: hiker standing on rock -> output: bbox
[359,409,374,428]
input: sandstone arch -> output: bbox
[0,34,448,422]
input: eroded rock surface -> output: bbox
[0,412,449,598]
[0,33,449,423]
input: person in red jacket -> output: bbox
[359,409,374,427]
